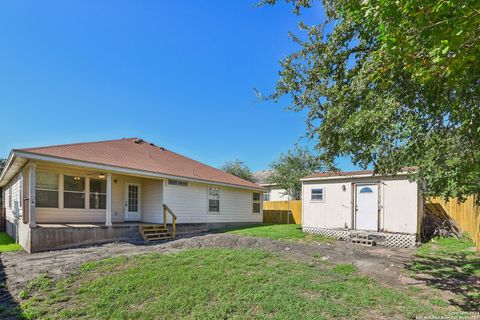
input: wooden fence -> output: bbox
[263,200,302,224]
[428,196,480,249]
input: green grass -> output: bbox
[15,248,447,319]
[0,232,22,252]
[409,235,479,311]
[218,224,334,242]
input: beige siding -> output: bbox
[302,176,420,234]
[164,182,262,224]
[20,161,261,225]
[142,179,164,223]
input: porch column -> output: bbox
[105,173,112,226]
[28,163,36,228]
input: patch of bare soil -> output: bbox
[1,233,417,300]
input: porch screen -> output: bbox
[64,176,85,209]
[36,171,59,208]
[90,179,106,209]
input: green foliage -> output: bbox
[409,235,479,309]
[218,223,334,242]
[269,145,323,199]
[19,248,441,319]
[0,232,22,252]
[265,0,480,200]
[332,264,358,276]
[220,159,255,182]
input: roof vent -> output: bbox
[134,138,144,144]
[159,147,166,151]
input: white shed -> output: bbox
[301,170,423,247]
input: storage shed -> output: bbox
[301,170,423,247]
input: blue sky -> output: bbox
[0,1,359,172]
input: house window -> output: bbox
[64,175,85,209]
[311,188,324,201]
[36,171,59,208]
[19,183,22,208]
[208,187,220,213]
[8,187,12,209]
[90,179,106,209]
[253,193,261,213]
[168,179,188,187]
[263,192,270,201]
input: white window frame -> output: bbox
[310,187,325,202]
[207,186,220,214]
[252,192,261,214]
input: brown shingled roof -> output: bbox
[18,138,263,190]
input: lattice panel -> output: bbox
[384,233,417,248]
[303,227,351,241]
[303,227,417,248]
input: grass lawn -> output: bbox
[218,224,333,242]
[15,248,447,319]
[408,235,479,311]
[0,232,22,253]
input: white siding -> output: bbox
[382,179,419,233]
[303,181,352,229]
[268,188,290,201]
[302,176,420,234]
[4,172,23,225]
[163,182,262,224]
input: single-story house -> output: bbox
[0,138,264,252]
[253,170,291,201]
[301,170,423,247]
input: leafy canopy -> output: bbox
[264,0,480,200]
[220,159,255,182]
[269,146,323,199]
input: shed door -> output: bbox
[355,184,378,231]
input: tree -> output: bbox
[268,146,324,199]
[263,0,480,200]
[220,160,255,182]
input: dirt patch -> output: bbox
[1,233,418,300]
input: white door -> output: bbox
[355,184,378,231]
[125,183,141,221]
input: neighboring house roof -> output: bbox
[302,168,415,181]
[253,170,272,186]
[1,138,264,190]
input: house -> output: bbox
[253,170,291,201]
[0,138,264,252]
[301,169,423,247]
